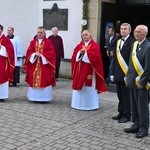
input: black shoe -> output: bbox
[0,99,5,102]
[124,125,139,133]
[112,114,122,120]
[118,117,130,123]
[13,83,17,87]
[32,101,49,104]
[135,130,148,138]
[105,79,110,86]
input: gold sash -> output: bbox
[116,39,128,83]
[132,41,150,90]
[33,41,44,88]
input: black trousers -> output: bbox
[130,88,149,131]
[106,57,114,83]
[13,66,20,85]
[55,57,61,79]
[116,81,131,118]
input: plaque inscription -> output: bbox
[43,9,68,30]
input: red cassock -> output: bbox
[71,39,107,93]
[24,37,56,88]
[0,34,15,83]
[48,35,64,58]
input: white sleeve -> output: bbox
[41,54,48,65]
[0,46,7,57]
[82,52,90,63]
[16,37,23,57]
[29,53,37,64]
[76,50,83,62]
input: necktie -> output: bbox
[136,43,140,52]
[119,39,125,50]
[121,38,125,41]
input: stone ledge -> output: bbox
[59,59,71,79]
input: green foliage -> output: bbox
[82,0,90,31]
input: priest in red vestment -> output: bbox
[0,24,15,101]
[71,30,106,110]
[24,26,56,102]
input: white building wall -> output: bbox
[39,0,83,58]
[0,0,83,58]
[0,0,39,54]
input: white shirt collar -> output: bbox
[122,34,130,42]
[84,39,91,46]
[0,33,3,38]
[38,39,43,44]
[138,38,146,45]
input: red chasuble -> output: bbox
[0,34,15,83]
[24,37,56,88]
[72,39,107,93]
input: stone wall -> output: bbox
[59,59,71,79]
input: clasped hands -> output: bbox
[136,83,143,89]
[80,49,86,55]
[35,52,41,57]
[107,51,114,57]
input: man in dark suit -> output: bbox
[48,27,64,82]
[111,23,134,123]
[124,25,150,138]
[105,27,119,85]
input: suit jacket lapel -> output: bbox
[121,36,131,50]
[136,39,148,54]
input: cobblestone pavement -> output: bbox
[0,73,150,150]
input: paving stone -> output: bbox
[0,74,148,150]
[89,144,102,150]
[103,144,117,150]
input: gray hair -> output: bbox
[121,23,131,32]
[51,27,58,31]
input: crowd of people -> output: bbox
[0,23,149,138]
[106,23,150,138]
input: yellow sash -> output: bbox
[116,39,128,83]
[132,41,150,90]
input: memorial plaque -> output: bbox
[43,9,68,30]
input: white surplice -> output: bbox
[27,86,53,102]
[27,39,53,102]
[71,41,99,110]
[0,46,9,99]
[9,36,23,66]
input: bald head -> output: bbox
[81,30,92,42]
[134,25,148,42]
